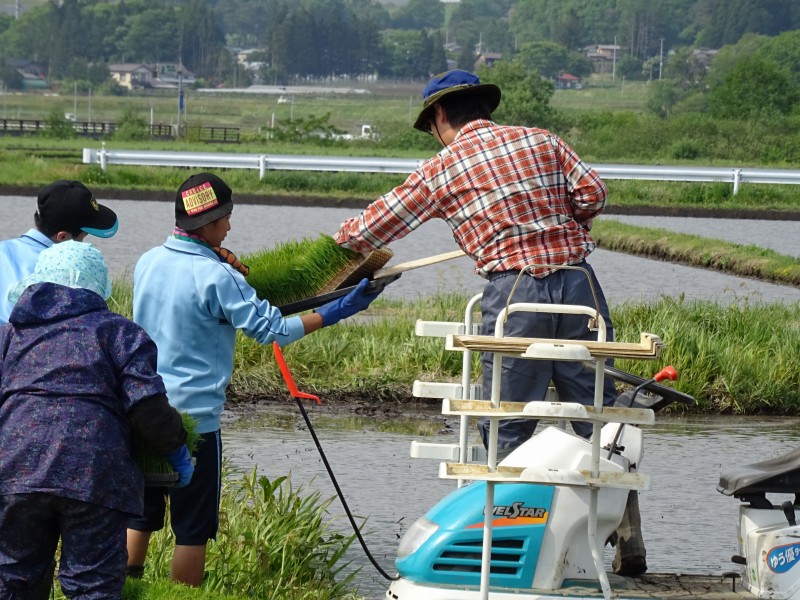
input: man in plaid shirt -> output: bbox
[334,69,646,577]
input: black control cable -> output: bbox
[292,394,400,582]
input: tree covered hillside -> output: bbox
[0,0,798,90]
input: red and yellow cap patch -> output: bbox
[182,181,220,215]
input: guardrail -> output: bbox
[593,164,800,194]
[82,148,800,194]
[83,148,421,178]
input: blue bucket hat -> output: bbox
[8,240,112,305]
[413,69,501,132]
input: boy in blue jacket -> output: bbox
[0,241,193,600]
[126,172,381,586]
[0,180,118,324]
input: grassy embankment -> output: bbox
[1,136,799,211]
[103,281,800,416]
[592,220,800,287]
[229,294,800,416]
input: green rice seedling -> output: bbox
[612,296,800,414]
[243,234,362,306]
[133,412,200,482]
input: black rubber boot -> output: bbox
[612,491,648,577]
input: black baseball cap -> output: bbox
[36,180,118,238]
[175,173,233,230]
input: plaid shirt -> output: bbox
[334,119,607,277]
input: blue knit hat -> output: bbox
[8,240,112,305]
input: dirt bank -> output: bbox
[226,389,445,423]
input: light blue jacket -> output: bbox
[0,229,54,324]
[133,237,306,433]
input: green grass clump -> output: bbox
[226,293,800,415]
[612,296,800,415]
[134,412,200,480]
[50,463,361,600]
[243,234,361,306]
[144,464,361,599]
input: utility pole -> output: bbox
[612,36,617,82]
[659,38,664,80]
[177,66,184,137]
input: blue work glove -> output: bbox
[166,445,194,488]
[315,278,382,327]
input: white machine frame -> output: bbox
[410,276,662,600]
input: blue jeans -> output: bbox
[478,262,617,451]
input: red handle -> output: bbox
[653,365,678,382]
[272,342,321,404]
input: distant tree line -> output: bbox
[650,28,800,120]
[0,0,228,89]
[1,0,799,91]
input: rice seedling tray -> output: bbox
[244,235,395,308]
[277,272,401,316]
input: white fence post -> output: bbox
[258,155,267,180]
[733,168,742,195]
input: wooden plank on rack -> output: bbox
[449,332,664,359]
[443,399,655,425]
[372,249,466,278]
[439,463,650,490]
